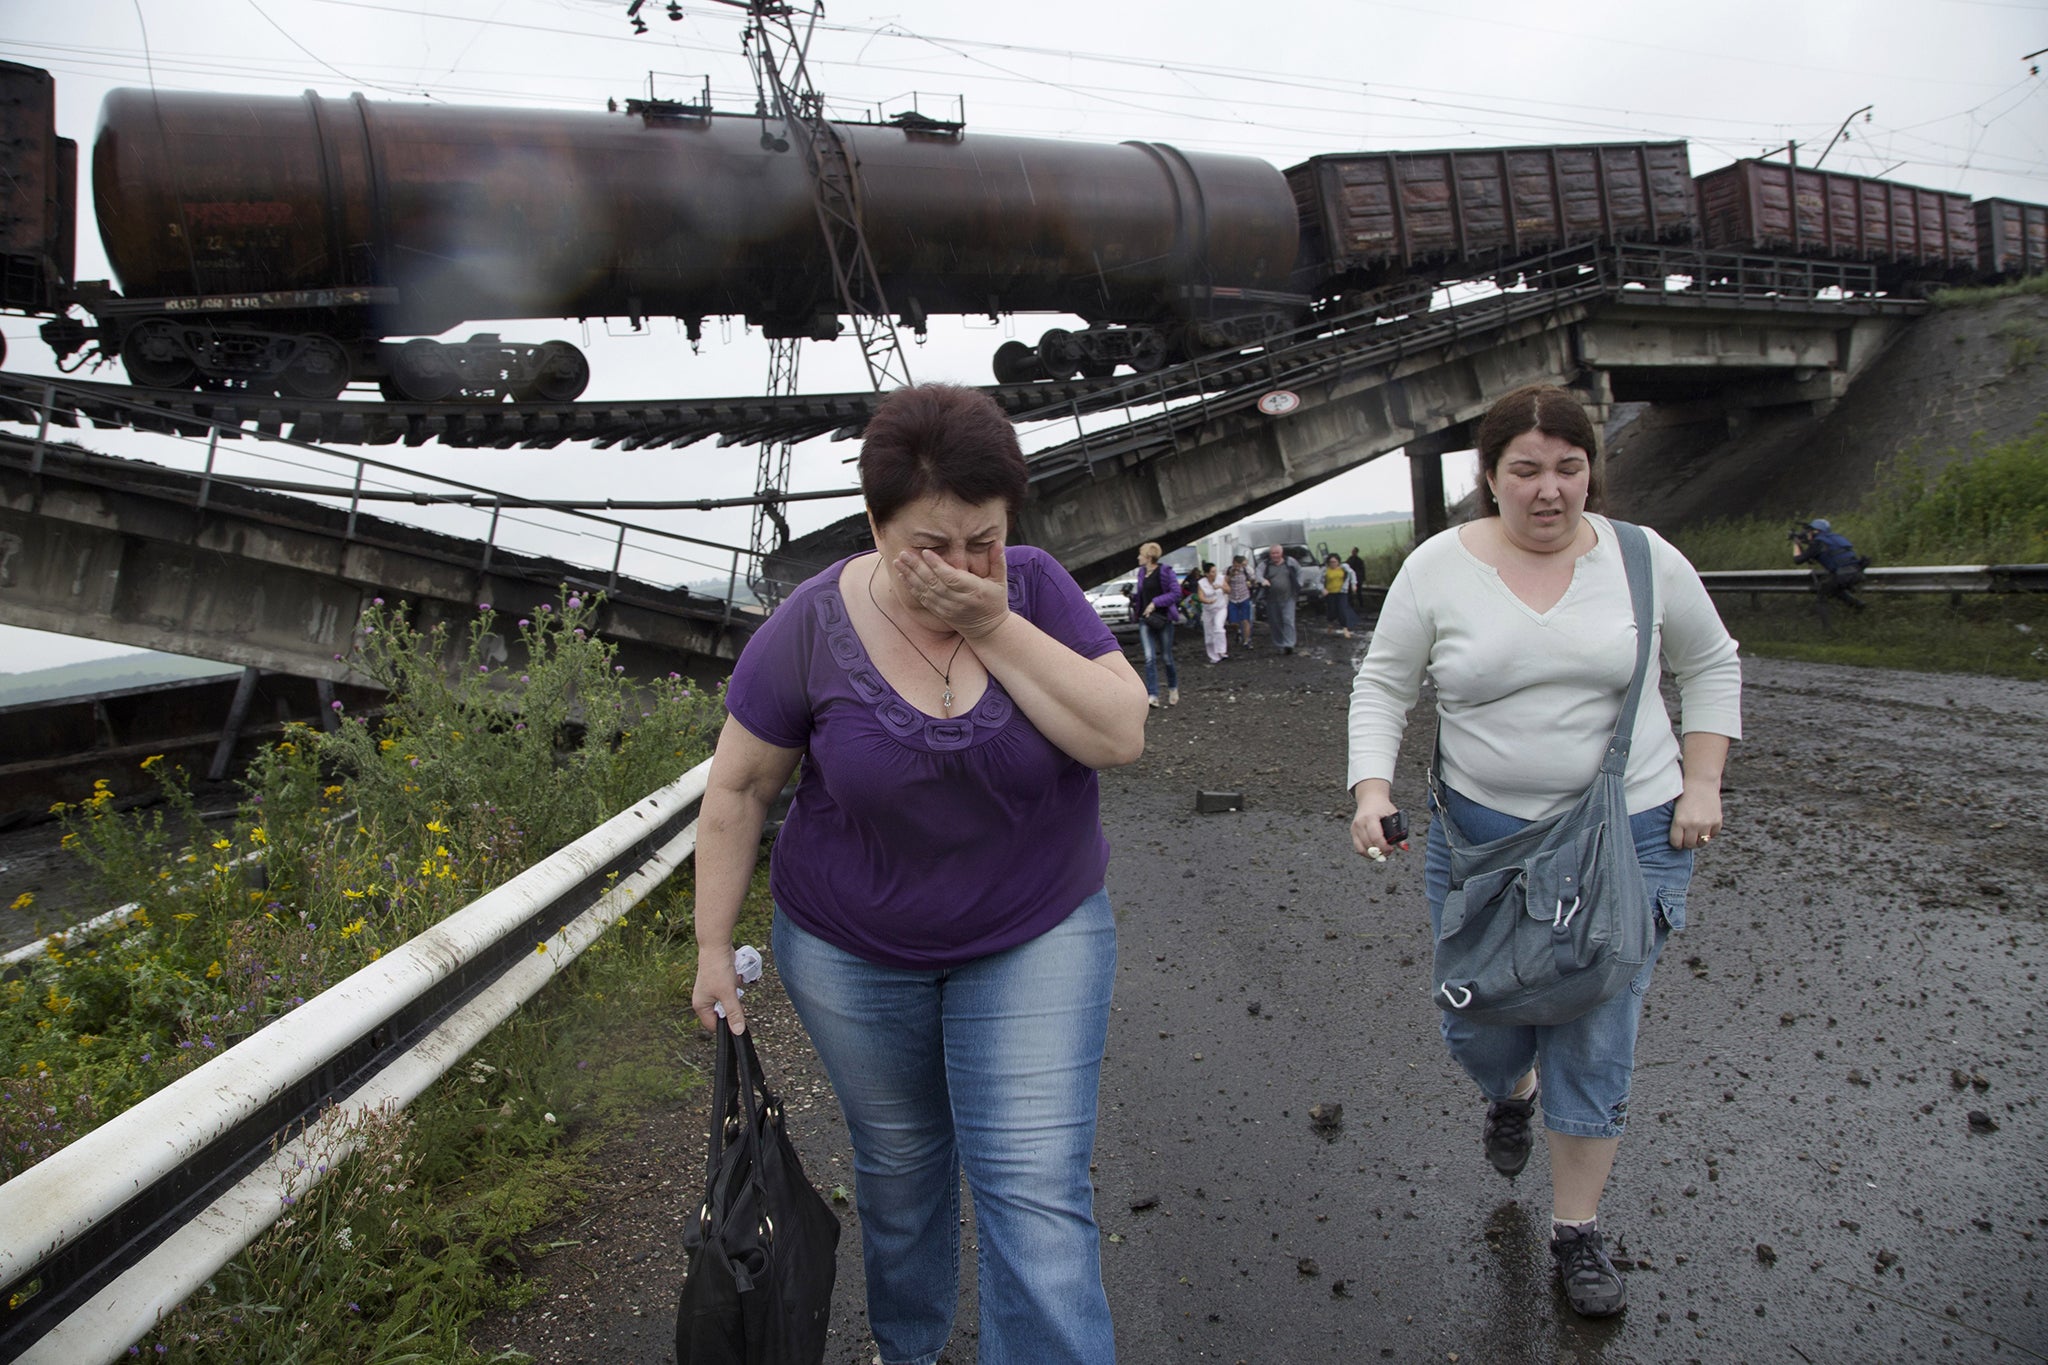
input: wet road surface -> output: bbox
[475,638,2047,1365]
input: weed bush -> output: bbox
[1,590,740,1359]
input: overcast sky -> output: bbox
[2,0,2043,671]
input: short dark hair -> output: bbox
[860,384,1029,527]
[1472,384,1603,515]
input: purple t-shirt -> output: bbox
[725,545,1121,969]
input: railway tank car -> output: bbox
[58,69,1304,399]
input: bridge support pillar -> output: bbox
[1406,423,1473,543]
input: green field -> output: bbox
[1304,518,1414,584]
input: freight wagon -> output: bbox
[1694,159,1977,285]
[1287,141,1696,306]
[1975,199,2048,281]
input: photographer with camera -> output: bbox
[1791,518,1870,611]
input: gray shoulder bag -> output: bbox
[1428,519,1657,1028]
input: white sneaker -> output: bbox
[1167,687,1180,705]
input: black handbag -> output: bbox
[1428,519,1659,1028]
[675,1020,840,1365]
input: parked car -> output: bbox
[1086,574,1136,625]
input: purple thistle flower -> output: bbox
[538,603,552,613]
[517,618,530,628]
[614,665,625,673]
[567,595,583,609]
[372,597,385,606]
[330,699,344,711]
[478,602,492,611]
[573,628,586,639]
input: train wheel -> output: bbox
[277,335,351,400]
[386,338,460,403]
[1036,328,1081,380]
[121,319,197,389]
[518,341,590,404]
[991,340,1046,384]
[1077,358,1115,380]
[1129,329,1171,374]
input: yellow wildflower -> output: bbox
[9,893,33,912]
[211,838,230,852]
[140,754,165,771]
[206,961,222,979]
[322,785,344,800]
[535,942,547,955]
[249,828,267,845]
[378,738,396,752]
[434,845,449,859]
[276,740,298,756]
[340,917,366,939]
[426,819,447,835]
[49,801,67,814]
[60,832,79,848]
[342,888,366,900]
[369,947,382,961]
[173,912,197,922]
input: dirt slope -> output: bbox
[1604,290,2048,531]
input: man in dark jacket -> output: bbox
[1792,518,1869,610]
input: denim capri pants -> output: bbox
[1423,784,1694,1139]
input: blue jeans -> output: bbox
[772,889,1117,1365]
[1423,786,1693,1139]
[1138,617,1177,696]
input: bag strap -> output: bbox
[1430,517,1657,844]
[1603,519,1655,776]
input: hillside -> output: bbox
[1603,287,2048,531]
[0,655,240,707]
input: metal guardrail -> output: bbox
[0,761,712,1364]
[1699,565,2048,597]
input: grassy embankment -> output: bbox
[1666,422,2048,680]
[1306,518,1413,587]
[2,593,763,1362]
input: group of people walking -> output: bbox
[1128,537,1373,702]
[692,380,1742,1362]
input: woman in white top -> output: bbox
[1195,561,1229,663]
[1346,384,1741,1319]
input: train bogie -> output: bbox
[1695,160,1976,281]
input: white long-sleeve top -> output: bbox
[1346,514,1742,820]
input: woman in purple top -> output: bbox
[692,383,1150,1365]
[1131,540,1182,708]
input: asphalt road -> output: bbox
[474,631,2047,1365]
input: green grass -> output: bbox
[1711,594,2048,680]
[1929,272,2048,309]
[3,591,742,1362]
[1307,519,1413,586]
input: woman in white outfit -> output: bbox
[1196,561,1229,663]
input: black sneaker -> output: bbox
[1482,1086,1537,1178]
[1550,1221,1626,1316]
